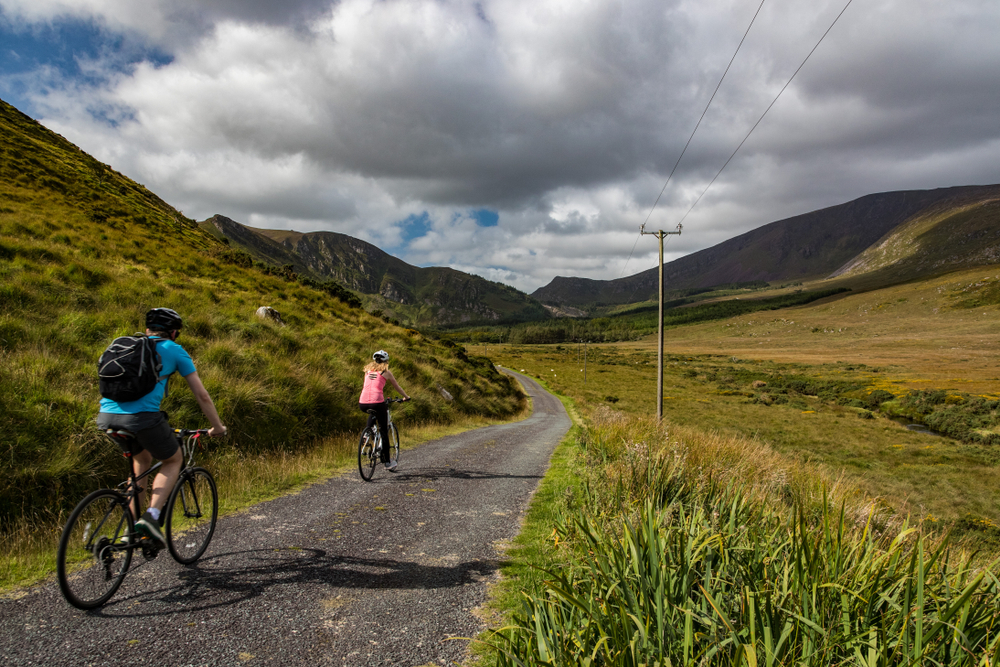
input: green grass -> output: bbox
[477,272,1000,663]
[438,286,851,344]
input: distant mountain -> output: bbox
[533,185,1000,309]
[200,215,549,327]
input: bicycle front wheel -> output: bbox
[358,428,378,481]
[57,489,134,610]
[165,467,218,564]
[388,423,400,466]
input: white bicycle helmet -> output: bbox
[372,350,389,363]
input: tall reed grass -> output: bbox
[488,409,1000,666]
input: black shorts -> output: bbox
[96,411,179,460]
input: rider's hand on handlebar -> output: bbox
[208,425,227,438]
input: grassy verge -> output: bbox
[469,376,584,665]
[476,399,1000,666]
[0,406,531,595]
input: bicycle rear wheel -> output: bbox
[57,489,134,610]
[358,428,379,481]
[388,423,400,466]
[165,467,218,564]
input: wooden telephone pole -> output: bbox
[641,224,682,420]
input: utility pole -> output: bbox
[641,223,682,420]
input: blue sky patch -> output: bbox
[470,209,499,227]
[397,211,433,245]
[0,14,171,117]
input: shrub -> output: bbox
[865,389,895,410]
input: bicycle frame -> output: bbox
[358,398,403,480]
[103,428,208,550]
[58,428,217,609]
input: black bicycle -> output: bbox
[358,398,404,481]
[56,428,219,610]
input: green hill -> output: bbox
[0,97,522,533]
[201,214,551,327]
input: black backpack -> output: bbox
[97,334,164,402]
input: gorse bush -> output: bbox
[488,409,1000,666]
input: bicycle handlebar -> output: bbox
[174,428,229,438]
[386,398,408,404]
[175,428,210,437]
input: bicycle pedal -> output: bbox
[141,543,161,561]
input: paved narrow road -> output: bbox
[0,372,570,666]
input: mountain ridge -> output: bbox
[200,214,550,327]
[533,184,1000,309]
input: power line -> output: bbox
[618,0,768,280]
[674,0,856,228]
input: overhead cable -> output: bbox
[619,0,768,280]
[674,0,856,228]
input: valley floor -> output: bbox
[646,267,1000,396]
[490,265,1000,545]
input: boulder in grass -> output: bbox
[256,306,284,325]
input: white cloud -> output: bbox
[3,0,999,292]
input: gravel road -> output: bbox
[0,371,570,667]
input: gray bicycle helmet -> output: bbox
[146,307,183,331]
[372,350,389,363]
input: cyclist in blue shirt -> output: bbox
[96,308,226,545]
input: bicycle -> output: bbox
[358,398,404,481]
[56,428,219,610]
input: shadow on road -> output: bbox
[88,548,506,618]
[387,466,543,482]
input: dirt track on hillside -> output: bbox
[0,371,569,667]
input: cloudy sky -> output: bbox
[2,0,998,292]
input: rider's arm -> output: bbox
[383,369,411,400]
[183,371,228,436]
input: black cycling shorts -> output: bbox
[96,411,179,460]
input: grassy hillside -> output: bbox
[455,188,1000,345]
[0,97,523,537]
[202,214,551,327]
[832,197,1000,287]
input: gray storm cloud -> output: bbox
[2,0,998,291]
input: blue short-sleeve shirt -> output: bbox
[98,337,197,415]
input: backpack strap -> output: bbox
[147,335,171,398]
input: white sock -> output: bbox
[148,507,160,521]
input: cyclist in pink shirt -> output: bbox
[358,350,410,471]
